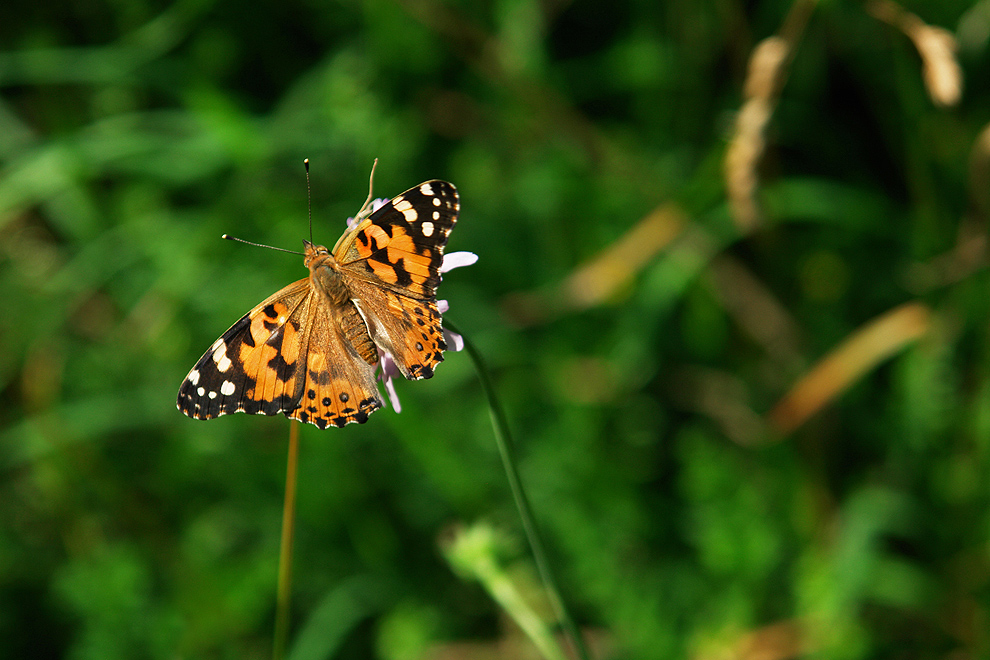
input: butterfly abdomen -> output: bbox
[336,301,379,365]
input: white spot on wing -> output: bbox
[189,369,200,385]
[197,387,205,396]
[421,221,435,237]
[420,182,434,196]
[393,197,418,222]
[221,380,236,396]
[208,391,217,399]
[433,211,439,220]
[213,341,231,372]
[432,197,441,206]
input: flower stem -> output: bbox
[447,321,591,660]
[273,421,300,660]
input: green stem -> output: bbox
[273,421,300,660]
[448,321,591,660]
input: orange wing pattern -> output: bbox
[340,180,458,379]
[286,299,383,428]
[178,280,310,419]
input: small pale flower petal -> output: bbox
[377,351,403,412]
[444,328,464,352]
[383,375,402,412]
[441,251,479,273]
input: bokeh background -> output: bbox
[3,0,990,658]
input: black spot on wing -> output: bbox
[238,398,263,416]
[268,352,295,382]
[224,314,252,344]
[392,257,413,287]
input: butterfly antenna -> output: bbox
[305,158,314,244]
[221,234,304,256]
[354,158,379,223]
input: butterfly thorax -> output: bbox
[305,241,351,306]
[303,240,379,366]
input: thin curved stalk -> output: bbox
[447,321,590,660]
[273,421,300,660]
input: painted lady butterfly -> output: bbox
[177,176,459,429]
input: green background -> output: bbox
[2,0,989,658]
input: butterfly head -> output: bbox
[303,240,331,267]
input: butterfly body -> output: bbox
[305,242,351,305]
[177,180,459,429]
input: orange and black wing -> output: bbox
[177,281,384,428]
[177,280,312,420]
[335,180,459,379]
[284,298,383,429]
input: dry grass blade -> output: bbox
[725,94,774,232]
[904,122,990,292]
[867,0,963,107]
[503,202,687,325]
[768,302,931,434]
[903,216,986,293]
[669,367,768,448]
[725,0,817,231]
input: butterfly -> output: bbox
[177,175,459,429]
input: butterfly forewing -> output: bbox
[336,180,459,299]
[177,280,310,420]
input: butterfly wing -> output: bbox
[176,278,383,427]
[286,300,383,428]
[335,180,459,379]
[177,279,311,420]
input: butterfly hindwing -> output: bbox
[287,299,383,429]
[348,280,447,380]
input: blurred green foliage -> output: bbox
[2,0,990,658]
